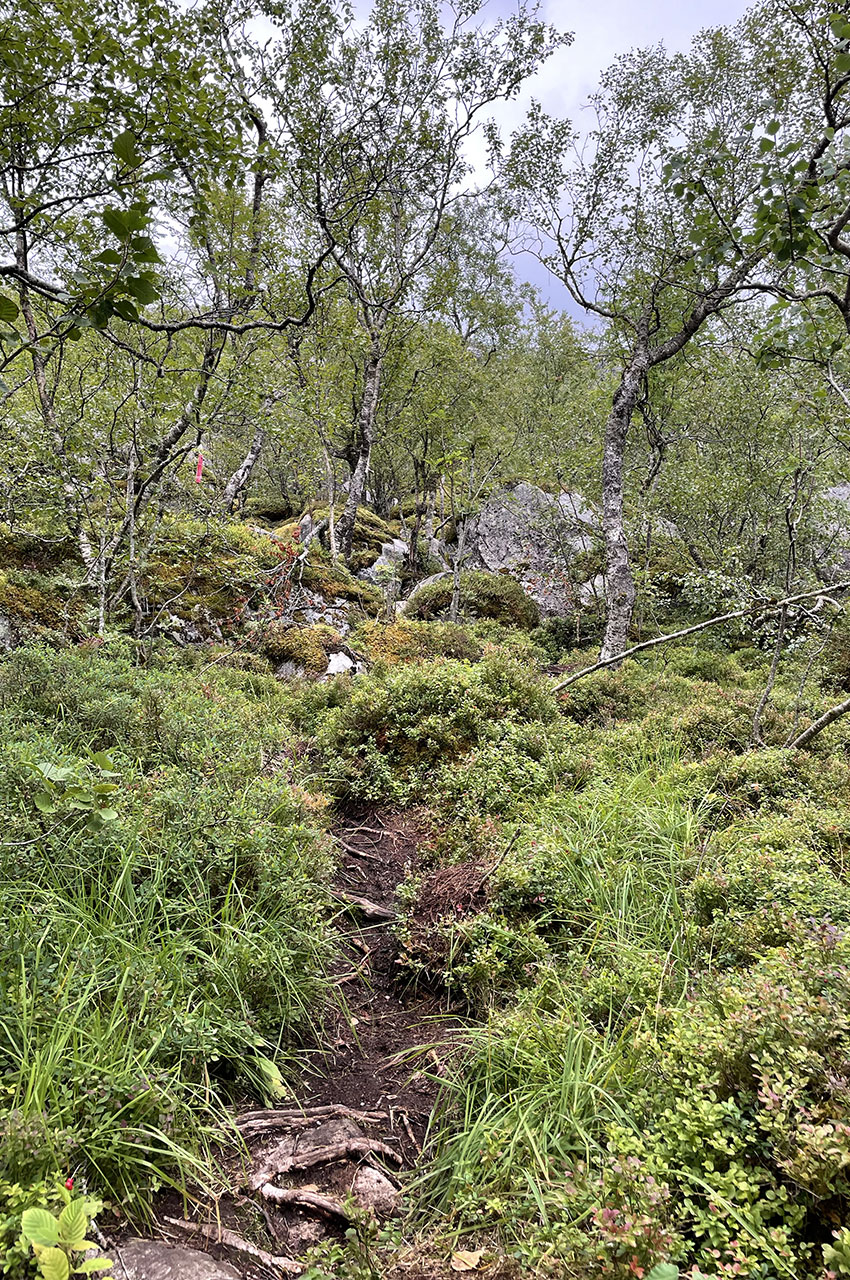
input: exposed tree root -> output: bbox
[250,1138,402,1189]
[257,1185,351,1220]
[161,1216,303,1275]
[236,1105,387,1135]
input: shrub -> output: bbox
[318,656,557,801]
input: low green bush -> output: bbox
[317,655,557,801]
[0,646,334,1221]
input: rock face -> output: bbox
[119,1239,241,1280]
[463,483,598,616]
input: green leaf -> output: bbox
[74,1261,113,1274]
[90,752,117,772]
[102,208,130,241]
[94,249,123,266]
[112,298,140,323]
[97,808,119,821]
[38,763,73,783]
[34,793,56,814]
[58,1201,88,1248]
[125,276,159,305]
[112,131,141,167]
[37,1248,70,1280]
[0,295,19,323]
[646,1266,678,1280]
[21,1208,59,1248]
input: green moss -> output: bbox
[259,623,345,673]
[0,530,79,573]
[348,547,382,573]
[274,505,400,554]
[0,572,86,640]
[353,619,482,665]
[142,516,288,620]
[405,571,539,629]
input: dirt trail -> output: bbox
[133,807,466,1279]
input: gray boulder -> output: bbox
[118,1239,241,1280]
[360,537,408,583]
[463,483,598,616]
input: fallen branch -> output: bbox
[552,582,850,692]
[250,1137,402,1189]
[258,1185,351,1220]
[785,694,850,750]
[161,1216,302,1275]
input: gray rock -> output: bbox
[463,483,598,616]
[578,573,605,606]
[361,537,408,583]
[325,651,355,675]
[0,610,16,651]
[351,1166,401,1218]
[275,659,309,680]
[118,1239,241,1280]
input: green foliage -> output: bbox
[0,646,332,1215]
[317,655,557,801]
[20,1182,112,1279]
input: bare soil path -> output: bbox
[118,807,468,1280]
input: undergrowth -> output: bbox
[2,619,850,1279]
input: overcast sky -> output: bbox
[483,0,753,304]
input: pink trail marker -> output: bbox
[195,452,204,482]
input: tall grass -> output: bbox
[0,647,335,1217]
[418,987,641,1239]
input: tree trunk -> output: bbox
[221,428,266,513]
[337,343,382,560]
[323,447,338,562]
[599,350,649,663]
[450,517,468,622]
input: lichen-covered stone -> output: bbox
[463,483,598,616]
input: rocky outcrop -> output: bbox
[462,483,599,616]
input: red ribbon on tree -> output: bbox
[195,451,204,483]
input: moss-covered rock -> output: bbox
[274,505,400,554]
[141,516,289,622]
[0,571,86,641]
[404,571,539,630]
[259,623,346,673]
[298,555,383,613]
[354,619,482,665]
